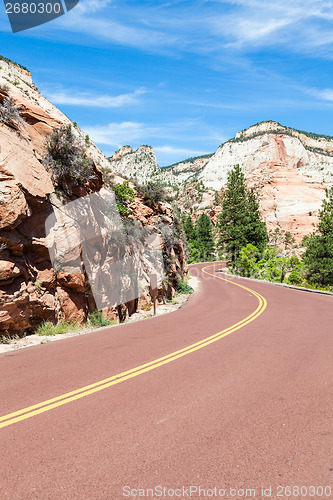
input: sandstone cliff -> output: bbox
[109,145,177,187]
[163,154,213,184]
[0,59,187,337]
[195,121,333,241]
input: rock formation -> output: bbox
[196,121,332,241]
[117,121,333,243]
[0,59,187,337]
[163,154,213,184]
[109,145,177,187]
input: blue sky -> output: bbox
[1,0,333,166]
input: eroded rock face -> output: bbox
[167,122,331,243]
[164,155,212,183]
[0,61,187,337]
[109,145,177,187]
[196,125,333,242]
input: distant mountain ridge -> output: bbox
[110,120,333,243]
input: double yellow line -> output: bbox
[0,265,267,430]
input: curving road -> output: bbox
[0,263,332,499]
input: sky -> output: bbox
[1,0,333,166]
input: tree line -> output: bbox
[181,164,333,291]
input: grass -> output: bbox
[87,310,116,328]
[36,321,81,336]
[165,298,179,305]
[36,312,117,337]
[0,333,21,344]
[0,335,13,344]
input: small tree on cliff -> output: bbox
[44,125,95,194]
[218,165,267,260]
[303,188,333,287]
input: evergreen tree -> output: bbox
[183,215,196,242]
[246,188,268,252]
[303,188,333,286]
[196,213,215,262]
[218,165,267,259]
[182,215,199,264]
[283,231,295,250]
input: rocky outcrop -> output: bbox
[200,122,333,190]
[109,145,177,187]
[0,60,187,337]
[164,154,213,183]
[195,122,333,241]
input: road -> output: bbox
[0,262,332,499]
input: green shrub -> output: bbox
[111,181,135,215]
[43,125,95,193]
[88,310,114,327]
[287,262,305,286]
[0,96,23,127]
[136,181,167,207]
[176,277,194,294]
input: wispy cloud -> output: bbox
[154,146,211,157]
[83,122,159,148]
[57,13,180,53]
[210,0,333,54]
[83,121,217,165]
[307,87,333,102]
[75,0,112,15]
[43,88,146,108]
[35,0,333,60]
[82,120,226,151]
[5,0,333,64]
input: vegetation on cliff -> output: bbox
[0,54,29,72]
[43,125,95,194]
[225,121,333,157]
[0,96,24,129]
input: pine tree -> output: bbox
[182,215,199,263]
[195,213,215,262]
[183,215,196,242]
[303,188,333,286]
[218,165,267,259]
[246,188,267,252]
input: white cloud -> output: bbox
[43,88,146,108]
[154,146,211,156]
[83,120,226,153]
[308,88,333,102]
[58,14,180,53]
[318,89,333,101]
[84,122,159,148]
[208,0,333,54]
[40,0,333,59]
[75,0,111,14]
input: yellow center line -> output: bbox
[0,264,267,429]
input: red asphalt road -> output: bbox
[0,262,332,500]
